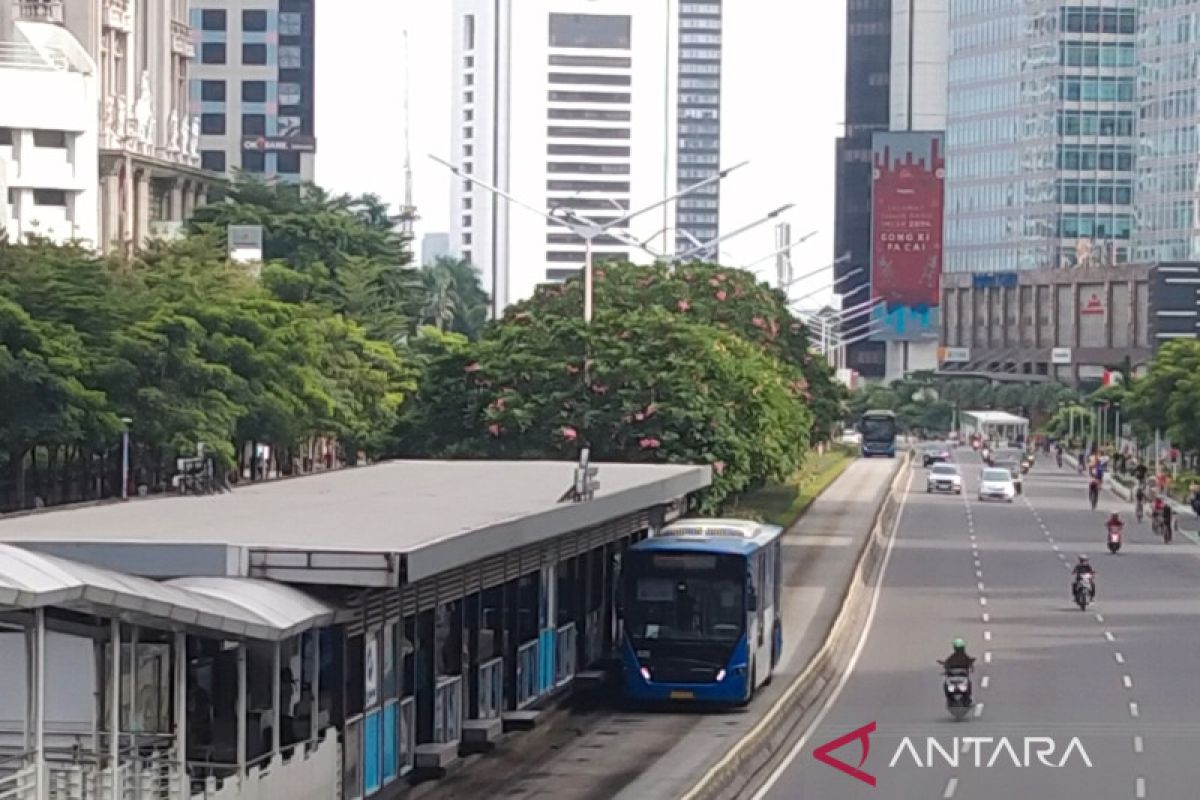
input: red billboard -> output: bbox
[870,132,945,309]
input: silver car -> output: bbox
[927,463,963,495]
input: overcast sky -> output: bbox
[315,1,846,305]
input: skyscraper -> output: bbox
[1134,4,1200,264]
[834,0,892,378]
[189,0,317,183]
[449,0,676,316]
[674,0,721,257]
[944,2,1136,274]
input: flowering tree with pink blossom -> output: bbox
[395,309,811,511]
[504,261,845,440]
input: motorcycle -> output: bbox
[1021,459,1031,475]
[937,663,973,720]
[1074,574,1094,610]
[1107,525,1123,554]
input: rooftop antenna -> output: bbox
[397,29,418,237]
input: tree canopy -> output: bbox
[397,306,812,511]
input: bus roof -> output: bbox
[632,518,783,556]
[862,409,897,418]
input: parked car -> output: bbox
[927,463,963,495]
[841,429,863,446]
[978,468,1017,503]
[922,445,952,468]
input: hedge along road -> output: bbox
[420,456,905,800]
[747,448,1200,800]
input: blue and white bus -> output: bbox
[860,409,898,457]
[621,519,783,705]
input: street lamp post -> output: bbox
[430,155,749,323]
[120,417,132,501]
[671,203,797,264]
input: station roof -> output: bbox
[0,544,333,641]
[962,410,1030,426]
[0,460,710,587]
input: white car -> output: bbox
[978,468,1016,503]
[841,429,862,445]
[927,463,963,494]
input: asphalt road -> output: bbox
[753,446,1200,800]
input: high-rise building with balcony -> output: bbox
[944,2,1137,274]
[0,8,98,244]
[189,0,317,183]
[450,0,676,315]
[674,0,721,257]
[834,0,892,378]
[4,0,218,252]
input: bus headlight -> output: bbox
[640,666,652,682]
[715,669,727,682]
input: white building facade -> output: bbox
[0,19,99,244]
[450,0,677,315]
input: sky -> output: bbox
[315,1,847,307]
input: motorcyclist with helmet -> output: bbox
[1072,555,1096,599]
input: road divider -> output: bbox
[677,451,913,800]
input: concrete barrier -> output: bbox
[677,451,914,800]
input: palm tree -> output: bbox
[417,257,490,339]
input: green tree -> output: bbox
[416,257,490,340]
[504,261,844,439]
[398,308,811,510]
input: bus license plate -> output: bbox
[670,690,694,700]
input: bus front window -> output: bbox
[627,575,744,643]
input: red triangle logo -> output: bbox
[813,721,878,787]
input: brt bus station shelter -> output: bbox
[0,459,709,800]
[959,410,1031,446]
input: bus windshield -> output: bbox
[624,552,745,644]
[861,415,896,442]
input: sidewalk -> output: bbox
[415,456,904,800]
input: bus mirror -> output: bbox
[747,588,758,612]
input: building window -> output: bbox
[548,72,632,86]
[549,54,632,68]
[546,126,631,139]
[277,116,301,136]
[464,55,474,68]
[279,46,302,68]
[277,152,301,174]
[463,233,473,245]
[464,14,475,49]
[279,11,303,35]
[549,13,632,49]
[463,144,473,157]
[200,80,226,102]
[464,109,474,121]
[241,150,266,173]
[0,128,12,145]
[464,91,474,104]
[32,189,67,206]
[201,113,226,135]
[463,126,473,139]
[462,215,472,227]
[242,43,268,65]
[200,9,226,31]
[201,43,226,64]
[201,150,226,172]
[278,82,302,105]
[242,9,268,32]
[548,90,630,104]
[242,81,267,102]
[462,250,472,262]
[32,130,67,147]
[463,197,472,210]
[242,114,267,136]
